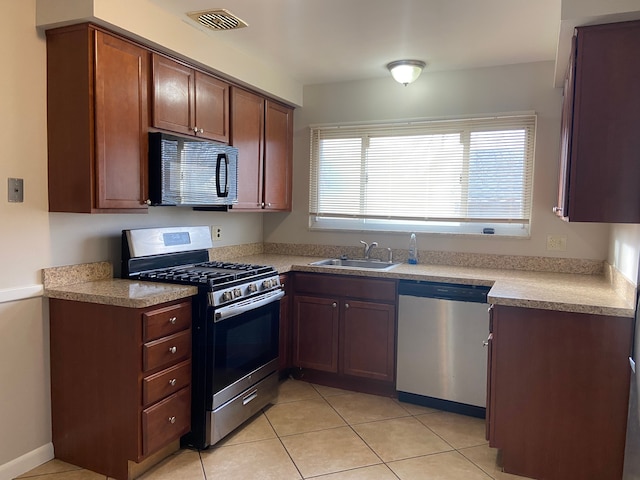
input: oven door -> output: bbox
[211,289,284,409]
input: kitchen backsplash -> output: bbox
[262,242,604,275]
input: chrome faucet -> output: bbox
[360,240,378,259]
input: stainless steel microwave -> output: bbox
[148,132,238,207]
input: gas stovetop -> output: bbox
[122,227,282,307]
[131,261,275,289]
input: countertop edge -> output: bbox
[44,279,198,309]
[41,256,636,317]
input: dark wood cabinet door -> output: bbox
[555,37,576,220]
[562,20,640,222]
[292,295,339,373]
[195,71,229,142]
[94,31,149,210]
[230,87,264,210]
[485,305,495,443]
[152,54,195,136]
[264,101,293,211]
[46,24,149,213]
[490,305,632,480]
[340,300,395,382]
[278,274,292,373]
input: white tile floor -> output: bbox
[17,379,530,480]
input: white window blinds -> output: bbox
[309,114,536,236]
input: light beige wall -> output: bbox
[264,61,610,260]
[0,2,51,474]
[0,299,51,468]
[609,225,640,286]
[35,0,303,106]
[1,0,50,289]
[1,0,265,475]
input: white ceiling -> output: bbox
[149,0,562,85]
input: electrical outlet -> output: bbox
[211,226,222,242]
[546,234,567,251]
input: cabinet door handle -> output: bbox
[168,416,176,424]
[193,126,198,133]
[553,206,562,214]
[169,346,177,354]
[345,303,350,309]
[332,302,337,308]
[169,316,177,325]
[145,199,151,205]
[198,128,204,133]
[169,378,177,386]
[483,333,493,347]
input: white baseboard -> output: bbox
[0,443,54,480]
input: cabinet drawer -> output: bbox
[143,330,191,372]
[294,273,396,302]
[142,386,190,456]
[142,360,191,407]
[143,301,191,342]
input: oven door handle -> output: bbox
[214,289,285,322]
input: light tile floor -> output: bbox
[16,379,531,480]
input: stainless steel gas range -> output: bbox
[122,226,283,449]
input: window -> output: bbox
[309,114,536,236]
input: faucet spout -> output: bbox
[360,240,378,259]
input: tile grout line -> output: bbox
[308,383,397,479]
[261,405,306,479]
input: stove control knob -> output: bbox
[248,283,258,293]
[233,288,242,298]
[262,279,272,289]
[222,291,233,302]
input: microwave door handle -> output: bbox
[216,153,229,198]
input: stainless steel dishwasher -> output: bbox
[396,280,490,417]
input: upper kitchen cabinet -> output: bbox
[152,54,229,143]
[230,87,293,212]
[556,20,640,223]
[46,24,150,213]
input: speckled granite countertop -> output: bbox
[42,255,635,317]
[43,262,198,308]
[45,279,198,309]
[228,254,636,318]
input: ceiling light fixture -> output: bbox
[386,60,427,86]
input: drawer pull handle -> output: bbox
[169,346,177,354]
[242,389,258,406]
[169,317,177,325]
[169,378,177,387]
[169,416,176,424]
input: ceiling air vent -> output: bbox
[187,9,248,31]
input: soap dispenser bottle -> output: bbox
[408,233,418,264]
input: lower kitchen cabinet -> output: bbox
[487,304,633,480]
[292,273,397,395]
[278,273,292,376]
[49,298,193,480]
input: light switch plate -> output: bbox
[8,178,23,203]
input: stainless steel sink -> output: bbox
[310,258,400,271]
